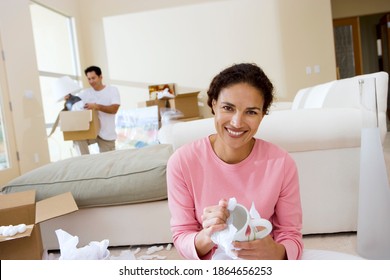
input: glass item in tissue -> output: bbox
[230,204,272,241]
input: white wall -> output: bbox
[103,0,283,88]
[79,0,337,118]
[331,0,390,19]
[102,0,286,117]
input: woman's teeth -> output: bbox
[227,129,244,136]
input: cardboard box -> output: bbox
[0,190,78,260]
[145,99,170,112]
[139,92,200,119]
[168,92,200,119]
[60,109,100,141]
[148,83,175,100]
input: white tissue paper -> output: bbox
[211,198,238,259]
[210,197,269,260]
[157,88,175,99]
[55,229,110,260]
[0,224,27,237]
[69,100,85,111]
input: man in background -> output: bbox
[74,65,121,155]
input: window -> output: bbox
[0,38,19,184]
[30,2,81,162]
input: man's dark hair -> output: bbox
[207,63,274,115]
[84,65,102,76]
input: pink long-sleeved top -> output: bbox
[167,136,303,260]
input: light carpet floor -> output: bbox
[100,231,358,260]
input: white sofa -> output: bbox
[8,72,387,251]
[159,71,389,235]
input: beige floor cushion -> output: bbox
[2,144,173,208]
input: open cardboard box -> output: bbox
[168,91,200,119]
[0,190,78,260]
[60,109,100,141]
[139,92,200,120]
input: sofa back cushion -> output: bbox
[292,81,335,109]
[323,72,388,113]
[291,87,311,110]
[304,81,335,108]
[321,76,360,109]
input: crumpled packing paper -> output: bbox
[157,88,175,99]
[55,229,110,260]
[70,100,85,111]
[211,197,267,260]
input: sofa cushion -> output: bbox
[1,144,173,208]
[303,81,335,108]
[292,81,335,110]
[322,77,360,109]
[293,72,388,114]
[291,87,311,110]
[323,71,388,113]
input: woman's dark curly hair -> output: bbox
[207,63,274,115]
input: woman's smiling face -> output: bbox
[212,82,265,154]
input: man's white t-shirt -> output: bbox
[78,85,121,141]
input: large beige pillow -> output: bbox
[2,144,173,208]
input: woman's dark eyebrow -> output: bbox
[221,102,262,111]
[221,101,235,107]
[247,106,262,111]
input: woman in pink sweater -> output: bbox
[167,63,303,260]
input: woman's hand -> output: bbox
[232,234,287,260]
[195,199,230,257]
[201,199,230,236]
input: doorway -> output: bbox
[333,12,390,119]
[333,17,363,79]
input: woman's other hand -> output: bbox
[195,199,230,257]
[232,235,287,260]
[201,199,230,236]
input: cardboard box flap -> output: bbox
[175,91,200,99]
[0,190,35,210]
[0,224,34,243]
[36,192,78,223]
[60,110,92,132]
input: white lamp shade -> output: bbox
[52,76,82,102]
